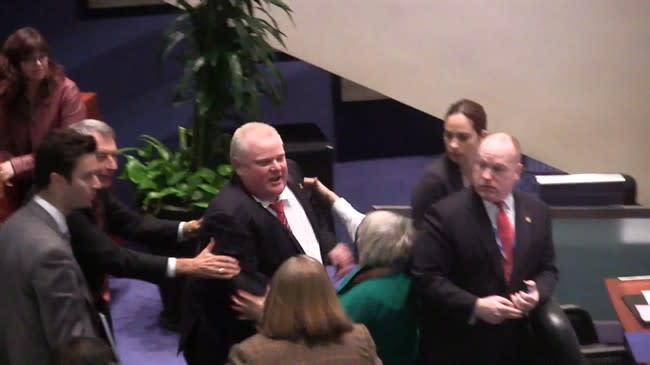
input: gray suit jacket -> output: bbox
[0,200,98,365]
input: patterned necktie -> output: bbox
[269,200,291,232]
[496,201,514,283]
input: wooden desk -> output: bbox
[605,278,650,332]
[605,278,650,364]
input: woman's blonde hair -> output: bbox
[356,210,415,269]
[261,255,353,342]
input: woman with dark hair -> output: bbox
[0,27,86,214]
[228,255,380,365]
[411,98,488,227]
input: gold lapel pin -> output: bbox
[525,216,532,223]
[298,183,303,190]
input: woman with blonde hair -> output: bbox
[228,255,379,365]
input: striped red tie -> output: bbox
[496,201,514,283]
[269,200,291,232]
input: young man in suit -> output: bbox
[67,119,240,329]
[412,132,558,365]
[181,121,355,365]
[0,129,103,365]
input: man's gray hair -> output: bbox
[69,119,115,139]
[230,121,281,162]
[356,210,415,269]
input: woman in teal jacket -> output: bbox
[304,177,418,365]
[336,210,418,365]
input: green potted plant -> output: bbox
[121,0,292,216]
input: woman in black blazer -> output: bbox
[411,98,488,227]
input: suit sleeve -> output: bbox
[411,169,447,229]
[103,192,180,246]
[411,208,478,321]
[203,208,268,295]
[68,211,167,283]
[533,206,558,302]
[33,248,96,348]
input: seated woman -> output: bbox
[228,255,379,365]
[0,27,87,215]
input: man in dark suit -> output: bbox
[412,132,558,365]
[67,119,240,327]
[0,129,102,364]
[180,121,355,365]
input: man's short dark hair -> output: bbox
[33,129,97,191]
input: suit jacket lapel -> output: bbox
[467,191,506,285]
[510,192,531,288]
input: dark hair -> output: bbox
[445,98,487,133]
[1,27,63,118]
[53,337,117,365]
[33,129,97,191]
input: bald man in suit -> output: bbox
[412,133,558,365]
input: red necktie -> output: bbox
[269,200,291,232]
[496,201,514,283]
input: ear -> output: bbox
[514,162,524,180]
[49,172,66,189]
[232,158,244,174]
[479,129,489,139]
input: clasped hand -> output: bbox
[474,280,539,324]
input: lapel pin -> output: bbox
[298,183,303,190]
[525,216,532,223]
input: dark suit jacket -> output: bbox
[410,154,464,228]
[227,324,378,365]
[181,161,337,365]
[67,189,179,308]
[411,189,558,365]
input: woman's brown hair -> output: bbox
[445,98,487,134]
[260,255,353,342]
[1,27,64,117]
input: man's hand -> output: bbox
[182,218,203,237]
[328,243,355,279]
[510,280,539,313]
[474,295,523,324]
[303,177,339,205]
[176,238,240,279]
[231,288,267,323]
[0,161,14,184]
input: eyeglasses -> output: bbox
[20,54,48,65]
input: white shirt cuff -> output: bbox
[331,198,365,241]
[177,222,185,242]
[166,257,177,277]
